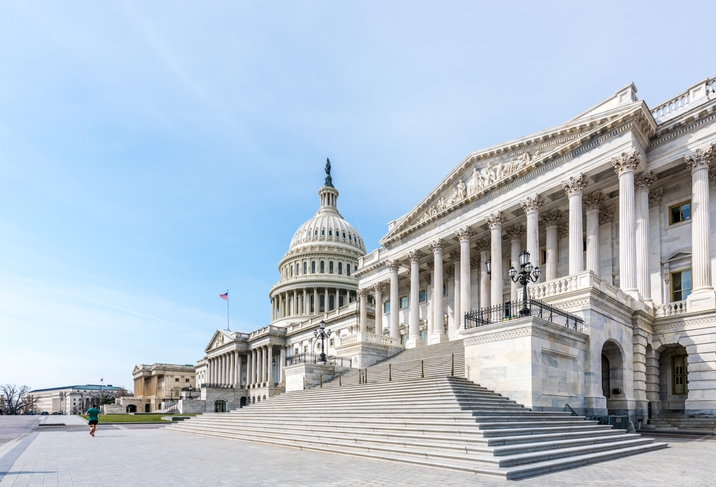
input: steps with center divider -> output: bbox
[171,372,667,479]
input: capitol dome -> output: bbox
[269,163,366,327]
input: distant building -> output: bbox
[124,363,196,413]
[29,384,123,414]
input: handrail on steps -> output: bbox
[564,403,579,416]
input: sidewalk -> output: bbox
[0,423,714,486]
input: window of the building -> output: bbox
[419,289,427,302]
[384,302,390,314]
[354,265,358,272]
[296,263,299,275]
[540,247,547,266]
[329,261,334,274]
[185,379,190,383]
[443,282,447,296]
[175,378,179,382]
[303,345,308,353]
[312,261,316,273]
[670,201,691,225]
[329,229,332,236]
[342,232,346,238]
[673,354,688,394]
[329,338,335,347]
[349,234,352,241]
[321,229,325,236]
[320,295,325,312]
[400,296,408,308]
[347,265,351,276]
[304,262,307,274]
[338,262,342,275]
[290,266,293,277]
[320,261,325,273]
[314,229,318,236]
[339,295,344,307]
[671,270,692,302]
[329,295,335,310]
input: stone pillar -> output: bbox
[521,195,544,277]
[487,212,506,306]
[324,288,329,312]
[267,346,273,386]
[406,251,423,348]
[258,348,263,385]
[358,288,368,333]
[386,259,401,341]
[457,227,473,325]
[685,145,716,310]
[541,210,560,281]
[372,283,384,334]
[583,192,605,276]
[425,262,434,336]
[449,250,460,340]
[313,288,317,314]
[293,290,297,316]
[279,347,286,385]
[429,239,447,343]
[612,152,640,297]
[634,173,653,302]
[302,290,307,315]
[235,351,241,387]
[506,225,524,302]
[562,173,587,275]
[476,238,491,308]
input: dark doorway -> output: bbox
[144,404,150,412]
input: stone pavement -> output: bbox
[0,418,715,486]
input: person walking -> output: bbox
[86,404,101,437]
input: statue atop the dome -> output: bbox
[324,158,334,187]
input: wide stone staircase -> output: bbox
[649,411,716,434]
[171,342,667,479]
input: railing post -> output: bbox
[421,360,424,378]
[339,373,341,387]
[451,353,455,377]
[320,375,323,388]
[359,369,362,384]
[389,363,392,382]
[365,368,368,384]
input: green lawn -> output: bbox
[78,413,197,423]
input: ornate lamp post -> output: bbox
[508,250,541,316]
[313,320,332,364]
[188,385,193,399]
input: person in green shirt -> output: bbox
[86,404,101,437]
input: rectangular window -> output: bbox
[329,338,334,347]
[303,345,308,353]
[384,302,390,314]
[419,289,426,303]
[400,296,408,309]
[185,379,190,383]
[671,269,692,302]
[175,378,179,382]
[669,200,691,225]
[673,354,688,394]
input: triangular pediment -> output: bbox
[380,97,655,246]
[204,329,232,353]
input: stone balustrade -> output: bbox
[655,300,688,317]
[651,76,715,124]
[341,331,399,347]
[526,270,634,309]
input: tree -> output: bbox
[1,384,34,415]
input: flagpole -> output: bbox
[227,290,230,331]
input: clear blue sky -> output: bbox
[1,1,713,391]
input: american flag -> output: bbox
[100,378,103,383]
[219,291,228,300]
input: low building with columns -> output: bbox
[194,75,716,423]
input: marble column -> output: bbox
[406,250,423,348]
[302,290,307,315]
[583,192,605,276]
[312,288,317,314]
[506,225,524,302]
[562,173,587,275]
[476,238,491,308]
[429,239,447,343]
[235,351,241,387]
[685,145,716,310]
[373,283,384,334]
[293,290,297,316]
[634,173,653,301]
[386,259,401,340]
[487,212,506,306]
[449,250,460,339]
[425,262,434,336]
[267,346,273,386]
[541,210,561,281]
[612,152,640,297]
[358,288,368,333]
[324,288,329,312]
[279,347,286,385]
[457,227,473,324]
[521,194,544,277]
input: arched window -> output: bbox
[347,264,351,276]
[320,261,325,273]
[329,229,332,237]
[321,229,325,236]
[349,234,352,241]
[311,261,316,273]
[338,262,343,275]
[314,229,318,236]
[329,295,335,310]
[303,262,307,274]
[290,266,293,277]
[329,262,334,274]
[296,263,299,275]
[354,265,357,272]
[342,232,346,238]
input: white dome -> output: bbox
[289,210,366,253]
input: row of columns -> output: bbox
[207,350,241,387]
[206,346,287,388]
[272,288,356,320]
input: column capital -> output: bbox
[558,224,570,239]
[611,150,641,176]
[598,206,615,225]
[475,237,491,252]
[429,239,445,253]
[685,144,715,173]
[583,192,606,211]
[372,282,386,293]
[385,259,401,272]
[448,250,460,262]
[504,224,525,241]
[456,226,473,242]
[357,288,370,297]
[562,173,587,197]
[634,171,655,193]
[540,208,562,226]
[486,212,506,229]
[648,188,664,208]
[520,194,544,213]
[407,250,423,262]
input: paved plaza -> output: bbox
[0,416,714,486]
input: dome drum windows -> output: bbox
[320,261,325,273]
[338,262,343,275]
[329,262,334,274]
[312,261,316,274]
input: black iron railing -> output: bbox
[464,299,584,332]
[285,353,352,368]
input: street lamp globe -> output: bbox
[519,250,530,267]
[508,267,517,279]
[485,258,491,275]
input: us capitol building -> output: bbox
[136,75,716,425]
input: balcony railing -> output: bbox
[285,353,352,368]
[655,300,688,317]
[464,299,584,332]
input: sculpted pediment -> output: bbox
[204,329,231,353]
[380,101,650,245]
